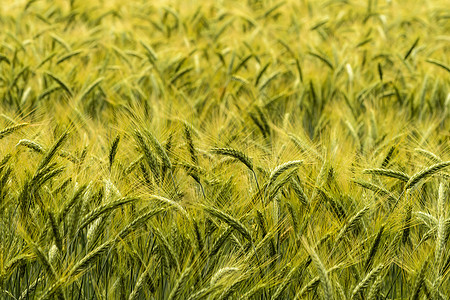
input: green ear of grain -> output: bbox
[266,168,298,203]
[365,224,385,272]
[153,227,180,272]
[295,277,320,299]
[116,207,165,241]
[291,177,309,206]
[150,194,188,218]
[37,132,69,171]
[414,148,442,163]
[211,147,254,171]
[410,261,428,300]
[78,197,140,231]
[109,134,120,170]
[405,162,450,189]
[146,130,172,169]
[0,123,29,140]
[204,206,252,242]
[79,77,104,101]
[58,184,88,223]
[3,254,34,275]
[271,265,298,300]
[184,124,198,165]
[350,264,384,299]
[426,59,450,73]
[134,130,160,180]
[266,160,303,191]
[404,37,419,60]
[209,227,233,257]
[353,180,396,202]
[367,271,384,300]
[363,168,410,182]
[381,146,396,168]
[17,139,45,153]
[128,264,153,300]
[335,206,369,244]
[69,240,114,276]
[45,72,73,97]
[140,40,158,62]
[56,50,83,65]
[211,147,261,191]
[303,240,333,300]
[187,286,219,300]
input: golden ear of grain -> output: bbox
[435,183,447,273]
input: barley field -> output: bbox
[0,0,449,299]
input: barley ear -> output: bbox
[166,267,191,300]
[350,264,384,299]
[367,272,384,300]
[365,225,385,272]
[128,264,153,300]
[204,206,252,242]
[410,260,428,300]
[109,134,120,171]
[363,168,409,182]
[37,131,69,171]
[0,123,29,140]
[303,239,333,300]
[266,160,302,197]
[405,161,450,190]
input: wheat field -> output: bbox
[0,0,449,299]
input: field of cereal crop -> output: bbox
[0,0,449,298]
